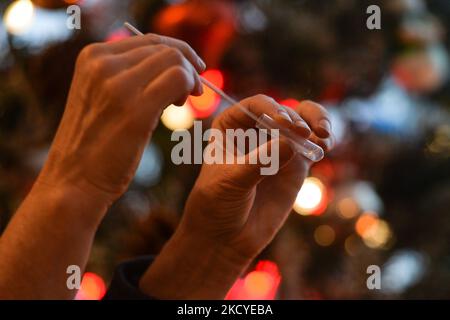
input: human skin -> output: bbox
[0,32,333,299]
[0,33,205,299]
[138,96,333,299]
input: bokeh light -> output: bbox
[161,103,195,131]
[344,234,360,256]
[362,219,393,249]
[337,197,360,219]
[314,225,336,247]
[382,250,427,294]
[4,0,35,35]
[355,213,393,249]
[226,260,281,300]
[244,271,275,298]
[188,69,223,119]
[355,212,378,236]
[280,98,301,109]
[75,272,106,300]
[106,28,130,43]
[293,177,327,216]
[134,144,163,187]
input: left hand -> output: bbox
[140,94,334,299]
[181,94,334,260]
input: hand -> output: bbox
[182,95,334,258]
[140,95,334,299]
[36,34,206,220]
[0,34,207,299]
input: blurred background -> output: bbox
[0,0,449,300]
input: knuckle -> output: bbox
[176,39,192,51]
[79,43,104,61]
[91,57,114,76]
[165,47,184,64]
[300,99,329,114]
[102,78,123,97]
[153,43,169,52]
[255,94,274,103]
[170,66,192,91]
[243,94,276,109]
[135,46,155,57]
[302,99,321,108]
[148,33,166,44]
[302,99,322,109]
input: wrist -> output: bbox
[138,223,252,299]
[31,177,110,231]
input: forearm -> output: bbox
[138,225,252,300]
[0,182,107,299]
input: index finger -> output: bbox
[106,32,206,73]
[213,94,284,132]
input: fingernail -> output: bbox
[318,119,331,135]
[323,138,332,150]
[295,120,311,133]
[198,58,206,71]
[277,109,292,122]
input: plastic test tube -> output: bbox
[255,114,324,162]
[124,22,325,162]
[200,77,325,163]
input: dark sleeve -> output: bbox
[103,256,155,300]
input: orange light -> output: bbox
[75,272,106,300]
[244,271,274,298]
[280,98,301,109]
[355,213,378,237]
[361,218,393,249]
[337,197,360,219]
[314,225,335,246]
[188,69,224,118]
[155,4,188,28]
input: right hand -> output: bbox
[37,33,206,216]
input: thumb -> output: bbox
[226,138,295,190]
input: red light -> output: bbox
[106,29,130,43]
[75,272,106,300]
[226,260,281,300]
[188,69,224,119]
[279,98,301,109]
[202,69,224,89]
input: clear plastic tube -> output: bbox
[199,77,325,162]
[256,114,324,162]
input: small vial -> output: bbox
[256,113,325,162]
